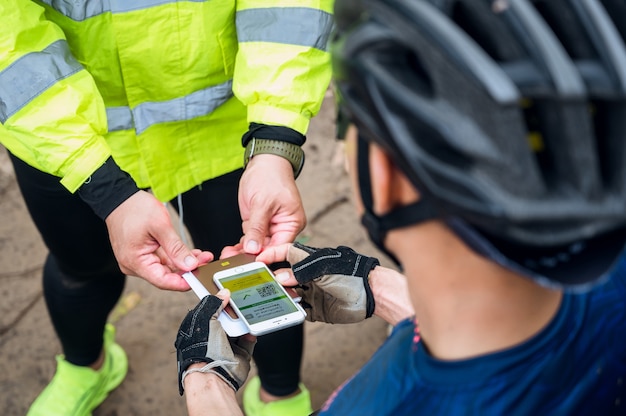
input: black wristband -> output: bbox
[241,123,306,147]
[77,157,140,220]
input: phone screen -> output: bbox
[194,253,257,320]
[217,266,299,326]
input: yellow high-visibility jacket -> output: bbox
[0,0,334,202]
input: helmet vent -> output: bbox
[449,0,525,63]
[368,39,434,99]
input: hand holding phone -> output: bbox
[181,271,249,337]
[268,243,380,324]
[181,253,259,337]
[175,295,255,395]
[213,262,306,336]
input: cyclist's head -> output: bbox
[331,0,626,289]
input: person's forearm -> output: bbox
[184,369,243,416]
[369,266,415,325]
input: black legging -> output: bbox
[10,154,303,396]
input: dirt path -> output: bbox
[0,94,391,415]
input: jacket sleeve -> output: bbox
[233,0,335,136]
[0,0,112,193]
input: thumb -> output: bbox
[215,288,231,304]
[154,226,199,271]
[214,289,231,314]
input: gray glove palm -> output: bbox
[287,243,379,324]
[175,295,255,395]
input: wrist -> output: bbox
[369,266,415,325]
[188,362,209,371]
[185,369,231,386]
[78,157,140,220]
[241,123,306,147]
[184,371,242,415]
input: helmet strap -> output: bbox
[357,134,436,268]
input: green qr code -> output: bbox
[256,284,278,298]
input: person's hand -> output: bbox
[105,190,213,290]
[175,290,256,395]
[258,243,380,324]
[238,154,306,254]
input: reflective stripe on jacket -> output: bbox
[0,0,333,201]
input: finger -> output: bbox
[155,248,212,273]
[152,227,200,271]
[144,265,194,291]
[236,334,257,355]
[285,287,300,299]
[191,249,214,266]
[255,243,291,265]
[274,270,298,287]
[221,243,244,259]
[241,222,273,245]
[214,288,231,305]
[266,229,299,248]
[117,247,192,291]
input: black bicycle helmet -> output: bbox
[331,0,626,289]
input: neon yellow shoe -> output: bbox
[243,376,313,416]
[27,324,128,416]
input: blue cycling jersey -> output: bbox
[319,257,626,415]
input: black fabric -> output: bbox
[77,157,140,220]
[254,323,304,396]
[335,104,351,140]
[170,169,244,255]
[600,0,626,40]
[291,243,379,318]
[241,122,306,147]
[43,255,126,366]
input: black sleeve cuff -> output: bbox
[241,123,306,147]
[78,157,140,220]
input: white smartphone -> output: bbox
[181,253,258,337]
[213,261,306,336]
[181,270,249,337]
